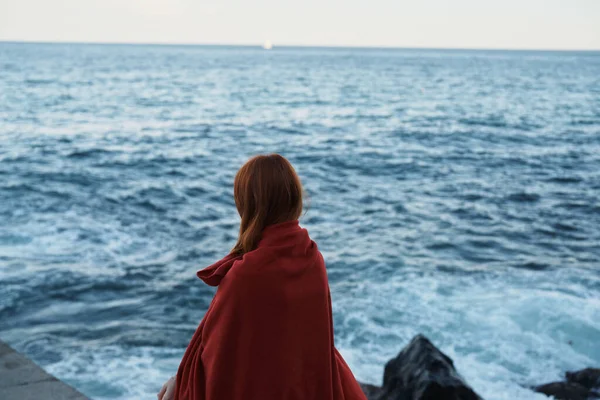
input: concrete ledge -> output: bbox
[0,340,89,400]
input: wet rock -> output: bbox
[359,383,382,399]
[533,382,593,400]
[566,368,600,390]
[534,367,600,400]
[360,334,483,400]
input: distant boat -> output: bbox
[263,40,273,50]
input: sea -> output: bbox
[0,43,599,400]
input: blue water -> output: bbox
[1,43,599,400]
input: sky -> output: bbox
[0,0,599,50]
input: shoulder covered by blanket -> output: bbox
[175,220,366,400]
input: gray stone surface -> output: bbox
[0,340,89,400]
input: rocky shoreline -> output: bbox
[359,335,599,400]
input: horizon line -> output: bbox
[1,39,599,53]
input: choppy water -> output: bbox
[1,43,599,400]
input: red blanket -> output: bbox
[174,220,367,400]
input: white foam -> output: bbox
[46,346,181,400]
[332,265,600,400]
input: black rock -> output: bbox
[533,382,596,400]
[566,368,600,390]
[360,383,383,399]
[534,367,600,400]
[361,334,483,400]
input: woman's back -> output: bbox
[175,220,366,400]
[164,154,366,400]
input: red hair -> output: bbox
[231,154,303,255]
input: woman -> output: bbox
[158,154,367,400]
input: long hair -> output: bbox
[231,154,303,255]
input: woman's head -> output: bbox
[231,154,303,255]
